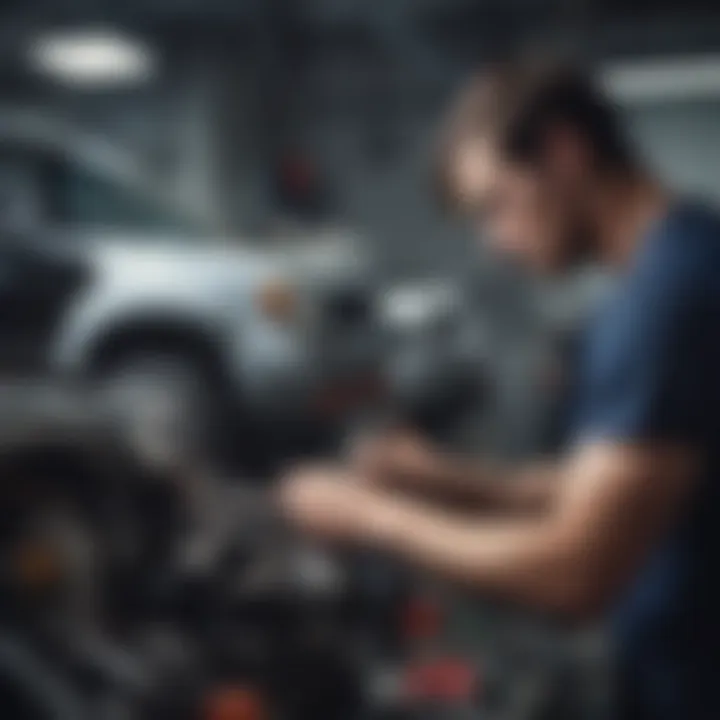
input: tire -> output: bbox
[93,351,225,472]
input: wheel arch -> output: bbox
[84,314,232,385]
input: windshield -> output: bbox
[48,159,211,238]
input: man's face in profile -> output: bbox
[448,133,593,274]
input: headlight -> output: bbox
[256,279,300,325]
[380,282,462,331]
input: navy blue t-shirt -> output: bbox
[572,202,720,720]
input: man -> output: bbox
[279,59,720,719]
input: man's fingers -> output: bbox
[275,464,379,543]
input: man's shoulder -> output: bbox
[629,201,720,302]
[666,201,720,235]
[645,201,720,268]
[591,202,720,347]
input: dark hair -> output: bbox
[436,58,634,210]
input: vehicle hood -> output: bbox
[81,232,373,287]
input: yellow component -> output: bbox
[256,279,299,324]
[14,541,64,592]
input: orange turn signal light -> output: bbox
[256,280,298,324]
[14,542,64,592]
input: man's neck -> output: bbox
[594,171,671,270]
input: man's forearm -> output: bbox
[284,440,689,621]
[370,494,595,617]
[396,455,560,515]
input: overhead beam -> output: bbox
[605,54,720,103]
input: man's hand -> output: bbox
[277,465,396,544]
[351,428,441,485]
[351,428,558,514]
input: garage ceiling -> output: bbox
[5,0,720,21]
[1,0,720,69]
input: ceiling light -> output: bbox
[29,28,156,88]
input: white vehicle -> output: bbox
[0,116,383,464]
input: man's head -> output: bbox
[438,59,636,273]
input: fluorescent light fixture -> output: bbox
[604,55,720,104]
[29,28,156,88]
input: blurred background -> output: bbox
[0,1,716,719]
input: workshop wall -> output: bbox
[32,67,720,283]
[309,115,477,280]
[628,99,720,201]
[306,97,720,279]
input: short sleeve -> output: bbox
[574,245,716,447]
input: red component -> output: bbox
[314,372,386,417]
[203,686,267,720]
[280,155,316,194]
[403,658,478,702]
[401,595,444,641]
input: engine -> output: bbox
[0,384,418,720]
